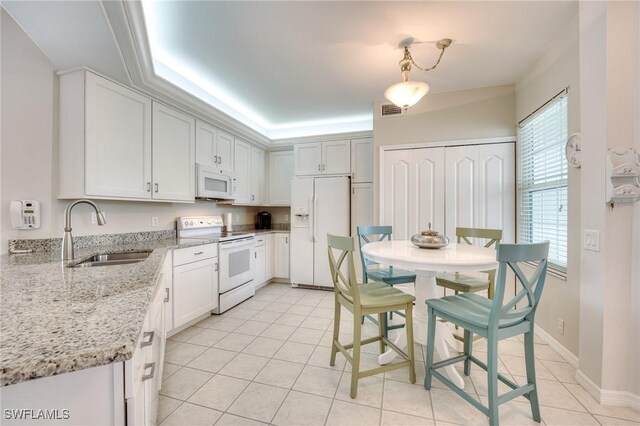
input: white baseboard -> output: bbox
[534,324,579,367]
[576,370,640,411]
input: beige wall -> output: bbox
[578,0,639,398]
[0,11,286,254]
[372,85,516,222]
[515,17,581,357]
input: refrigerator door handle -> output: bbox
[309,194,314,242]
[314,193,318,243]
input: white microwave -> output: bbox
[196,163,236,200]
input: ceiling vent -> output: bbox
[380,103,405,117]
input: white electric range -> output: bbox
[177,216,256,313]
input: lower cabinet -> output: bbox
[171,245,218,330]
[265,234,274,280]
[273,233,290,279]
[254,236,267,287]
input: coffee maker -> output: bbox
[256,211,271,229]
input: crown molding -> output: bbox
[100,0,271,149]
[271,130,374,148]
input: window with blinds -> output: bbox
[517,92,568,272]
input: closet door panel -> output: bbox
[478,143,515,243]
[382,150,411,240]
[445,146,478,239]
[413,148,445,236]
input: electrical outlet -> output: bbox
[557,318,565,335]
[91,211,105,224]
[284,214,289,222]
[152,217,159,227]
[583,229,600,251]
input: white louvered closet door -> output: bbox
[382,150,412,239]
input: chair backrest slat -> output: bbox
[327,234,359,303]
[356,225,393,272]
[456,227,502,248]
[490,242,549,328]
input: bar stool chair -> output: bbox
[425,241,550,426]
[357,226,416,340]
[327,234,416,398]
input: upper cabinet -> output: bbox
[59,70,195,202]
[294,140,350,176]
[234,139,266,205]
[351,138,373,183]
[268,151,294,205]
[152,103,195,202]
[195,120,234,174]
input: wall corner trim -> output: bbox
[575,370,640,411]
[533,324,579,367]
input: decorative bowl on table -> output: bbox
[411,224,449,249]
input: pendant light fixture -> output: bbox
[384,38,452,109]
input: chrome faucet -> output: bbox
[62,200,106,261]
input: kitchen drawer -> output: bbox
[173,244,217,266]
[255,235,266,247]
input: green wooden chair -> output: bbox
[327,234,416,398]
[357,226,416,339]
[436,227,502,300]
[424,241,549,426]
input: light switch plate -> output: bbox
[584,229,600,251]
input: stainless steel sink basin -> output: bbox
[71,251,151,268]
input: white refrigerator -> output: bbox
[290,176,350,288]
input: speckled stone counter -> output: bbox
[0,237,216,387]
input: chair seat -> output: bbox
[436,272,489,293]
[426,293,523,329]
[366,267,416,285]
[359,282,415,308]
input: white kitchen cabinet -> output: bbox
[381,147,446,240]
[195,121,234,174]
[444,143,515,243]
[294,140,351,176]
[251,147,266,204]
[351,138,373,183]
[273,233,290,279]
[351,183,373,282]
[60,70,153,200]
[234,139,266,205]
[268,151,294,205]
[265,234,274,280]
[152,102,196,202]
[172,245,218,329]
[254,237,267,288]
[59,70,196,203]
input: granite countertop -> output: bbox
[0,237,216,387]
[251,229,290,235]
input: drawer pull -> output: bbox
[164,288,170,303]
[215,262,219,271]
[141,331,154,347]
[194,251,204,256]
[142,362,156,381]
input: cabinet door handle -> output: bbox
[164,288,170,303]
[214,155,218,164]
[252,195,255,201]
[215,262,219,271]
[154,183,159,193]
[142,362,156,381]
[147,182,151,192]
[323,164,326,171]
[219,156,222,164]
[254,252,257,259]
[140,331,154,347]
[285,237,288,243]
[318,164,321,171]
[194,251,204,256]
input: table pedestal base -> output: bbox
[378,270,464,388]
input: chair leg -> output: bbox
[463,329,473,376]
[378,313,385,354]
[330,299,341,366]
[487,336,499,426]
[405,303,416,384]
[524,331,541,422]
[382,312,389,342]
[350,309,362,398]
[424,307,436,390]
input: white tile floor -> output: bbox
[159,283,640,426]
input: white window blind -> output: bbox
[517,93,568,271]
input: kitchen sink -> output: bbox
[70,251,152,268]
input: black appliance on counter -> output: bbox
[256,211,271,229]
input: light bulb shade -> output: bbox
[384,80,430,109]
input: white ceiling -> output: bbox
[3,1,578,140]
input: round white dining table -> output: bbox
[361,240,498,388]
